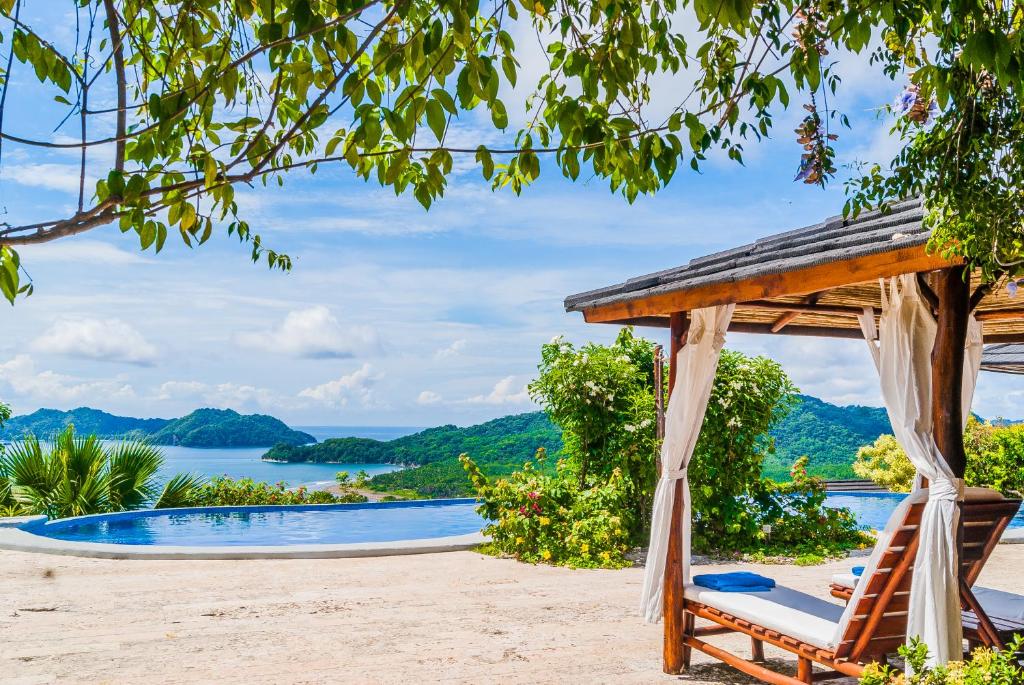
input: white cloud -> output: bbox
[0,354,136,405]
[463,376,532,406]
[416,390,443,405]
[434,339,467,359]
[5,162,84,194]
[153,379,295,412]
[298,363,382,408]
[154,380,208,401]
[17,239,154,266]
[34,318,159,366]
[236,306,380,359]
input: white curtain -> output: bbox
[640,304,734,623]
[857,275,982,666]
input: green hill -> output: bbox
[765,395,892,480]
[263,412,562,497]
[147,408,315,448]
[0,407,169,440]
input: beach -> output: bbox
[3,545,1023,684]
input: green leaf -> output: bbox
[425,100,446,141]
[475,145,494,180]
[490,100,508,129]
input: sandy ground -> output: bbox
[2,546,1023,685]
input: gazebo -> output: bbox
[563,198,1024,681]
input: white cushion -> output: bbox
[685,583,845,650]
[833,579,1024,625]
[832,572,859,588]
[969,587,1024,624]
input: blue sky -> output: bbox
[0,5,1021,426]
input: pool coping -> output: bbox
[0,499,488,560]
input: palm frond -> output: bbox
[107,440,164,510]
[154,472,206,509]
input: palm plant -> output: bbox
[0,425,204,519]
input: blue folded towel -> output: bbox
[852,566,865,577]
[693,572,776,592]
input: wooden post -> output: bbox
[930,266,970,477]
[654,344,665,476]
[663,312,689,674]
[930,266,970,601]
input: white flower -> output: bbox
[624,424,636,433]
[727,417,741,429]
[550,335,564,344]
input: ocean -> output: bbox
[154,425,423,488]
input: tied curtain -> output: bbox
[640,304,734,623]
[856,275,983,666]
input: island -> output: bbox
[0,406,315,448]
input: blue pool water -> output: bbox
[824,491,1024,531]
[30,500,484,546]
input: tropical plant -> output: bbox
[852,434,920,493]
[4,1,1024,303]
[0,400,17,516]
[185,476,367,506]
[463,448,633,568]
[0,426,204,518]
[853,418,1024,495]
[529,328,659,533]
[859,636,1024,684]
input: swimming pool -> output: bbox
[0,499,487,559]
[824,491,1024,530]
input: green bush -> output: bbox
[463,449,632,568]
[854,418,1024,495]
[726,457,872,558]
[528,328,659,537]
[853,434,919,493]
[186,476,366,506]
[859,636,1023,684]
[0,426,202,518]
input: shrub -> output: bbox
[853,434,918,493]
[854,418,1024,495]
[0,426,202,518]
[859,636,1023,683]
[187,476,367,506]
[689,351,800,552]
[529,328,659,537]
[463,449,632,568]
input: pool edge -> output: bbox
[0,524,487,560]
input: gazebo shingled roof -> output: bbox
[564,199,1024,342]
[980,343,1024,374]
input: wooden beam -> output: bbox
[743,300,868,317]
[581,245,954,323]
[728,323,865,339]
[663,312,689,675]
[973,309,1024,321]
[932,266,970,478]
[770,293,820,333]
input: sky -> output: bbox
[0,5,1021,426]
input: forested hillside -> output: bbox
[0,407,168,440]
[765,395,892,480]
[263,412,562,497]
[147,408,315,447]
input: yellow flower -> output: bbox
[539,516,551,526]
[515,536,525,545]
[541,549,552,560]
[580,544,589,554]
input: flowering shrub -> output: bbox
[186,476,367,506]
[859,636,1023,684]
[462,448,632,569]
[854,418,1024,496]
[739,457,872,558]
[528,328,659,538]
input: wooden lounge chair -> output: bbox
[680,489,931,684]
[830,487,1022,652]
